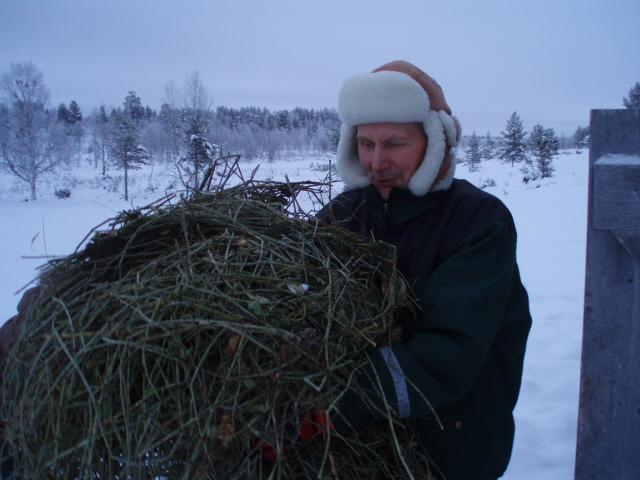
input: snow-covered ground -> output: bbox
[457,153,587,480]
[0,150,588,479]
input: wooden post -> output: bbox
[575,109,640,479]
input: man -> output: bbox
[322,60,532,479]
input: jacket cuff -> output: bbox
[333,347,408,430]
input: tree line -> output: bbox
[463,112,560,181]
[2,61,639,199]
[462,82,640,181]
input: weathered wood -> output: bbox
[575,109,640,480]
[593,156,640,230]
[589,109,640,160]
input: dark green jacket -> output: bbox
[319,180,531,479]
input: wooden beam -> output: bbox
[575,109,640,480]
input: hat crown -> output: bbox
[338,71,430,127]
[373,60,452,115]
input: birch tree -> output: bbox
[0,62,58,200]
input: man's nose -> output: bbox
[370,146,387,171]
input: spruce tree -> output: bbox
[623,81,640,110]
[464,132,482,172]
[57,103,70,123]
[481,132,495,160]
[181,71,214,188]
[66,100,84,148]
[277,110,290,130]
[123,91,146,122]
[539,127,558,178]
[184,115,215,189]
[68,100,82,123]
[144,106,156,120]
[573,126,589,149]
[525,125,544,181]
[110,91,150,200]
[529,124,558,180]
[499,112,528,167]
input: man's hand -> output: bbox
[254,409,334,471]
[0,286,42,367]
[298,409,334,441]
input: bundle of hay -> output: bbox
[1,181,436,479]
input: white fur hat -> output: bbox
[336,60,461,196]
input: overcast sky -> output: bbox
[1,0,638,135]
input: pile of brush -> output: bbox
[0,175,436,479]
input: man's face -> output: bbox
[356,122,428,199]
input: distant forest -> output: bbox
[0,64,345,198]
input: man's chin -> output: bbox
[372,183,394,200]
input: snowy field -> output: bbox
[0,150,588,479]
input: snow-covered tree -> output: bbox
[277,110,290,131]
[144,106,156,120]
[65,100,84,149]
[110,91,151,200]
[211,104,339,155]
[540,128,558,178]
[327,122,341,153]
[528,124,558,180]
[57,100,81,125]
[623,81,640,110]
[89,105,111,176]
[523,125,542,181]
[140,119,167,165]
[573,126,589,149]
[181,116,216,188]
[499,112,528,168]
[0,102,11,166]
[180,71,215,188]
[0,61,59,200]
[159,80,184,162]
[68,100,82,123]
[481,132,496,160]
[464,132,482,172]
[57,103,70,123]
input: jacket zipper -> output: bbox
[384,201,391,230]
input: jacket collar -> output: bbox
[363,184,450,233]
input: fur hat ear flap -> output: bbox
[335,124,369,189]
[429,112,461,192]
[439,111,460,147]
[408,112,446,196]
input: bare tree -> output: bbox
[0,61,58,200]
[89,105,111,176]
[183,71,211,116]
[159,80,183,162]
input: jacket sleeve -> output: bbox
[0,286,41,368]
[335,220,518,427]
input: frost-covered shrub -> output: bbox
[480,178,496,189]
[54,188,71,199]
[102,175,120,193]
